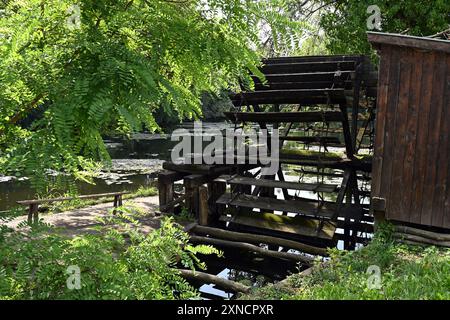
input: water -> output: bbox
[189,247,305,299]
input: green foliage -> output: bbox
[319,0,450,55]
[0,0,305,192]
[243,223,450,300]
[0,216,220,299]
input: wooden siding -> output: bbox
[369,33,450,229]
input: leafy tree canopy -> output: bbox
[0,0,305,190]
[318,0,450,54]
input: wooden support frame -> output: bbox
[198,185,209,226]
[208,180,226,226]
[158,170,186,214]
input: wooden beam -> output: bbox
[189,236,313,264]
[191,224,328,256]
[215,175,338,193]
[231,89,346,105]
[224,111,343,124]
[262,55,363,64]
[252,71,354,84]
[216,193,336,219]
[368,32,450,53]
[198,185,209,226]
[260,61,356,74]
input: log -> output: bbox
[192,225,328,256]
[393,233,450,248]
[394,225,450,242]
[189,235,313,264]
[174,269,251,294]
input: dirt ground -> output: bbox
[5,196,166,237]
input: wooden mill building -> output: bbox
[368,32,450,231]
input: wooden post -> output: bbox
[158,170,184,214]
[198,185,209,226]
[113,195,119,214]
[371,197,386,232]
[183,175,206,217]
[28,203,39,224]
[208,180,226,226]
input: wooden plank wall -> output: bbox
[371,44,450,229]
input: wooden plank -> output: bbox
[430,54,450,228]
[368,32,450,54]
[409,52,436,224]
[279,136,340,144]
[162,162,216,174]
[388,51,413,222]
[279,149,344,161]
[252,71,354,84]
[260,61,356,74]
[444,56,450,229]
[220,211,336,240]
[420,52,448,226]
[338,103,354,158]
[254,81,339,91]
[400,50,422,223]
[379,46,402,216]
[263,55,363,64]
[254,79,373,91]
[231,90,346,105]
[224,111,343,123]
[216,193,336,220]
[215,175,338,193]
[232,89,345,99]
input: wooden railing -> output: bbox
[17,191,129,224]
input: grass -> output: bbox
[242,223,450,300]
